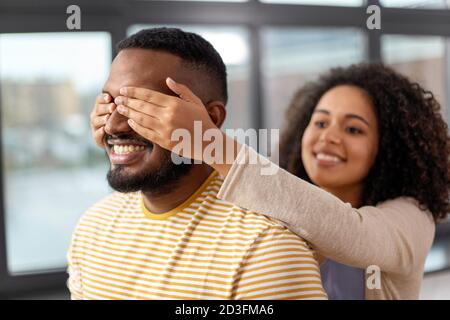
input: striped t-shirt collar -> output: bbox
[140,171,219,220]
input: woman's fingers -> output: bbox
[114,96,162,119]
[93,126,106,148]
[92,102,115,117]
[120,86,172,107]
[91,93,115,149]
[92,93,115,119]
[92,114,110,129]
[127,119,160,144]
[116,105,161,131]
[96,93,112,104]
[166,77,203,105]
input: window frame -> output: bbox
[0,0,449,298]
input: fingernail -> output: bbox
[103,94,110,102]
[167,77,175,86]
[117,105,126,114]
[120,87,127,95]
[115,97,122,105]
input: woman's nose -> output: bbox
[319,126,342,144]
[104,109,133,136]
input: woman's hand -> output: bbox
[115,78,223,162]
[90,93,116,148]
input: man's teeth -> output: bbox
[316,153,342,162]
[113,145,146,154]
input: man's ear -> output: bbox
[205,101,226,128]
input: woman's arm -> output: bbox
[100,79,435,276]
[218,144,435,275]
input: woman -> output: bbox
[90,63,450,299]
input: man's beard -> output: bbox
[106,149,194,195]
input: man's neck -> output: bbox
[142,164,214,214]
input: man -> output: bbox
[67,28,326,300]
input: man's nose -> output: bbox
[104,109,133,136]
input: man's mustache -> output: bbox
[104,134,153,147]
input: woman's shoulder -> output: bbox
[374,196,435,234]
[376,196,431,214]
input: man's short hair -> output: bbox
[117,27,228,104]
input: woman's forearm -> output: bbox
[203,130,239,178]
[217,144,434,274]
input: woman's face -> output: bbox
[301,85,379,193]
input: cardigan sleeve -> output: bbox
[217,144,435,275]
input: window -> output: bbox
[262,28,365,130]
[162,0,247,2]
[129,25,252,130]
[425,238,450,272]
[380,0,450,8]
[382,35,447,115]
[260,0,364,6]
[0,32,111,274]
[382,34,450,272]
[1,0,450,298]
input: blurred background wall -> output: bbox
[0,0,449,299]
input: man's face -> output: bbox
[102,48,193,194]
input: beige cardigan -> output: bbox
[217,144,436,300]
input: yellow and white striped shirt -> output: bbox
[67,171,326,300]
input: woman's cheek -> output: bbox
[301,126,316,151]
[348,142,374,178]
[301,130,314,165]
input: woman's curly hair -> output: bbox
[279,63,450,222]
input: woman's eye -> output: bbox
[314,121,326,128]
[346,127,363,134]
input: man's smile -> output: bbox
[106,136,154,165]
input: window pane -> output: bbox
[424,238,450,273]
[382,35,447,114]
[261,0,364,6]
[128,25,252,130]
[382,35,450,272]
[262,28,365,130]
[380,0,449,8]
[1,32,111,273]
[155,0,247,1]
